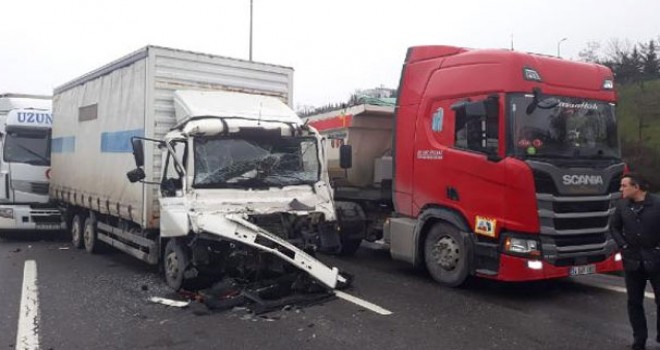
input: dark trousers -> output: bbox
[625,263,660,344]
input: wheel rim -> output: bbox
[431,236,460,271]
[84,226,92,247]
[165,251,180,281]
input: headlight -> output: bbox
[0,208,14,219]
[504,236,541,256]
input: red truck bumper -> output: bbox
[479,252,623,282]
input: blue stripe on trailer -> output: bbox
[52,136,75,153]
[100,129,144,153]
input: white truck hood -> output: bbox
[188,182,335,219]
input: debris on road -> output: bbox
[149,296,190,308]
[176,271,341,316]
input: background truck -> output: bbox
[306,45,624,286]
[51,45,347,291]
[0,93,64,237]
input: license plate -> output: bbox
[570,264,596,276]
[36,223,61,230]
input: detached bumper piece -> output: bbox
[200,213,350,289]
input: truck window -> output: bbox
[3,127,51,166]
[454,99,499,154]
[161,141,186,197]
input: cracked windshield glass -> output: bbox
[510,94,619,160]
[193,136,320,188]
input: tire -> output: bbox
[83,216,98,254]
[339,238,362,256]
[424,222,471,287]
[163,239,192,291]
[71,214,84,249]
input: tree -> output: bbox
[578,41,602,63]
[640,39,660,79]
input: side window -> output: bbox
[161,141,187,197]
[453,96,499,154]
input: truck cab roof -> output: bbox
[172,90,305,137]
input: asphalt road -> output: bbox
[0,235,655,350]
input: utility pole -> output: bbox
[557,37,568,58]
[249,0,253,61]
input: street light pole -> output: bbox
[249,0,253,61]
[557,37,568,58]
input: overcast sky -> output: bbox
[1,0,659,109]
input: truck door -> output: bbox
[159,141,188,237]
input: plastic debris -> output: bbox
[149,296,190,308]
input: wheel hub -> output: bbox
[432,236,460,271]
[84,228,92,246]
[165,252,180,279]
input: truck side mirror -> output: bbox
[131,138,145,167]
[339,144,352,169]
[126,168,146,183]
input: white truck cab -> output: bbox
[0,94,64,233]
[128,90,345,289]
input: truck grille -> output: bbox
[31,183,49,195]
[529,162,624,264]
[11,180,49,195]
[32,214,62,224]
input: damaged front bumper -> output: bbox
[193,212,349,289]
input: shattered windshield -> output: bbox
[193,136,320,188]
[3,127,51,166]
[510,94,620,160]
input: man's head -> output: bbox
[620,173,650,201]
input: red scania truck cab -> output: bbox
[384,45,623,286]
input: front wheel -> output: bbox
[163,239,192,291]
[424,222,471,287]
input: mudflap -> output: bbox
[196,213,350,290]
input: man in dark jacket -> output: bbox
[610,173,660,350]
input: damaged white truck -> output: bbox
[50,46,348,292]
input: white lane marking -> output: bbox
[335,291,392,315]
[572,276,655,299]
[16,260,40,350]
[588,283,655,299]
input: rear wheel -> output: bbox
[424,222,471,287]
[71,215,84,249]
[83,216,98,254]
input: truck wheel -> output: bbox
[83,216,98,254]
[424,222,470,287]
[339,238,362,256]
[164,239,191,291]
[71,215,84,249]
